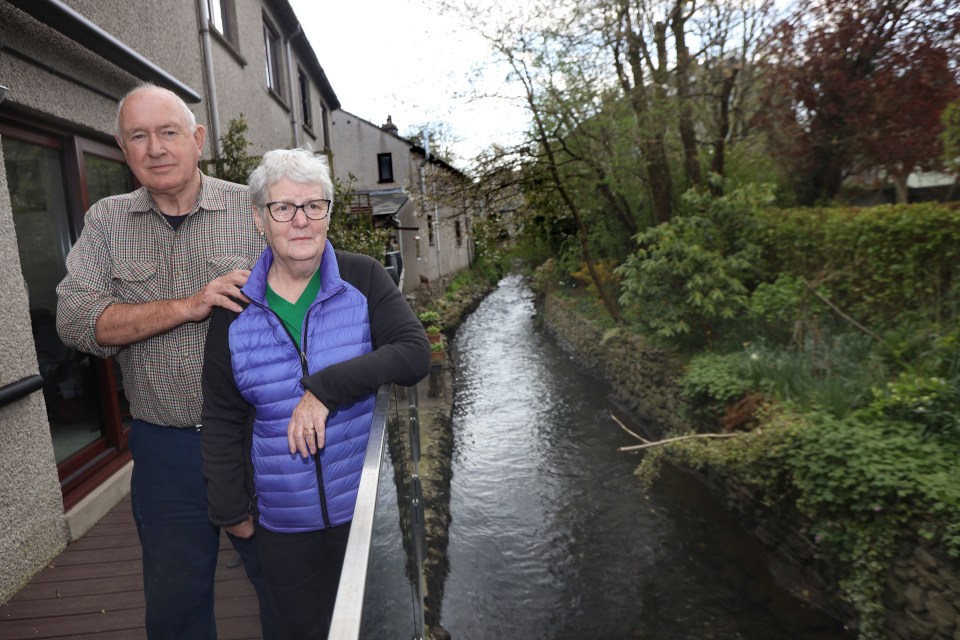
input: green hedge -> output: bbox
[753,203,960,331]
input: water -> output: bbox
[438,274,851,640]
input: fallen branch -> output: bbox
[610,413,651,444]
[618,431,743,452]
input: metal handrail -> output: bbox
[327,383,427,640]
[328,384,392,639]
[0,374,44,409]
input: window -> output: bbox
[378,152,394,183]
[298,68,312,130]
[321,106,330,150]
[263,19,284,97]
[207,0,237,45]
[455,220,463,246]
[427,215,435,246]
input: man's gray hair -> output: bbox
[114,83,197,141]
[248,148,335,212]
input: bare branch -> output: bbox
[618,431,743,452]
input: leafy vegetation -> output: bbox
[205,114,260,184]
[326,176,392,260]
[526,191,960,638]
[662,204,958,636]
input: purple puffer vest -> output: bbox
[229,243,375,532]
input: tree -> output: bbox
[761,0,960,204]
[446,0,777,306]
[691,0,778,193]
[405,121,462,165]
[940,99,960,201]
[609,0,679,223]
[499,27,626,323]
[216,115,260,184]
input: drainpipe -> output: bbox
[196,0,222,158]
[432,180,443,282]
[285,26,303,147]
[422,132,443,281]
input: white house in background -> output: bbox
[329,109,475,294]
[844,168,959,205]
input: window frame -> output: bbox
[208,0,235,43]
[207,0,245,63]
[0,113,135,511]
[377,152,394,183]
[263,18,285,100]
[321,105,331,151]
[298,67,313,131]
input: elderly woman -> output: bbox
[200,147,430,639]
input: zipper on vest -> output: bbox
[266,304,333,529]
[298,312,310,377]
[299,311,333,528]
[314,450,331,527]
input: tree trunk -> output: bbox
[618,2,674,224]
[671,1,702,189]
[893,173,909,204]
[711,65,740,195]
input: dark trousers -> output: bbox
[130,419,277,640]
[257,522,352,640]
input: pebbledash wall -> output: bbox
[0,141,68,603]
[538,291,960,639]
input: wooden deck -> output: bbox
[0,496,264,639]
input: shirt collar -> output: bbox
[128,170,210,217]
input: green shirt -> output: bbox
[265,267,322,349]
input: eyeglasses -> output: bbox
[264,199,331,222]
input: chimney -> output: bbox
[381,115,398,134]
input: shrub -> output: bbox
[753,203,960,332]
[867,373,960,444]
[681,352,752,429]
[616,184,774,349]
[788,411,960,637]
[616,216,752,347]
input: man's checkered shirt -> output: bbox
[56,174,265,427]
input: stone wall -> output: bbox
[538,291,960,639]
[539,293,683,440]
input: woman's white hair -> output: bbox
[248,147,335,213]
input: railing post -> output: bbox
[407,386,426,640]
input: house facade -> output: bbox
[0,0,338,603]
[329,110,475,294]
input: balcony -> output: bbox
[0,383,428,640]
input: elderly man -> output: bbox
[56,83,274,640]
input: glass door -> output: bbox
[2,119,133,508]
[5,136,104,463]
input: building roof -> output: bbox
[335,108,466,177]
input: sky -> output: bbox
[288,0,530,165]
